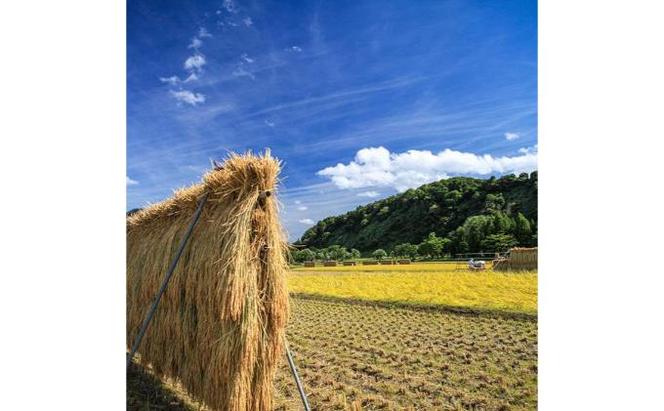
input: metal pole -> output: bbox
[285,340,311,411]
[127,192,209,368]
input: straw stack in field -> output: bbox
[493,247,538,271]
[126,152,289,411]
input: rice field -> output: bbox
[128,263,538,410]
[289,263,537,315]
[274,298,537,410]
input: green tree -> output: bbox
[485,193,505,211]
[480,234,518,252]
[300,248,316,261]
[492,211,513,234]
[460,215,494,251]
[372,249,387,260]
[292,248,316,262]
[394,243,418,259]
[316,248,330,260]
[327,245,349,261]
[350,248,361,259]
[418,232,446,259]
[514,212,532,245]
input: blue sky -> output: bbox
[127,0,537,240]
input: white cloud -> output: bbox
[288,46,302,52]
[223,0,238,13]
[243,17,253,27]
[241,53,254,63]
[198,27,212,38]
[297,206,308,211]
[183,72,199,83]
[264,119,275,127]
[188,37,202,49]
[505,132,520,141]
[317,146,538,192]
[184,54,206,72]
[519,144,538,154]
[159,76,180,85]
[357,191,380,198]
[298,218,314,224]
[170,90,206,106]
[127,176,139,186]
[294,200,301,204]
[232,66,255,79]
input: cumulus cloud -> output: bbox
[288,46,302,52]
[170,90,206,106]
[357,191,380,198]
[243,17,253,27]
[184,54,206,72]
[297,205,308,211]
[127,176,139,186]
[505,132,520,141]
[298,218,314,224]
[317,146,538,192]
[519,144,538,154]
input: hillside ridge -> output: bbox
[296,171,537,253]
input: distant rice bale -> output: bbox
[342,261,357,266]
[493,247,537,271]
[362,261,379,265]
[303,261,316,267]
[126,152,289,411]
[398,259,411,264]
[323,261,338,267]
[380,260,395,265]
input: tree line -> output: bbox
[291,210,533,263]
[295,172,537,253]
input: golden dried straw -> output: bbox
[126,151,289,411]
[494,247,538,271]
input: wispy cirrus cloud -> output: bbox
[170,90,206,106]
[159,76,180,86]
[298,218,314,224]
[128,0,537,241]
[188,37,202,50]
[318,146,537,192]
[184,54,206,72]
[223,0,238,14]
[198,27,212,38]
[127,176,139,186]
[505,132,520,141]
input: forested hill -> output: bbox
[296,172,537,254]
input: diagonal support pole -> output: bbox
[126,192,209,369]
[285,340,311,411]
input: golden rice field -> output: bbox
[289,262,537,315]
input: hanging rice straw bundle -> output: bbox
[126,151,289,411]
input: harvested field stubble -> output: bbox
[274,298,538,410]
